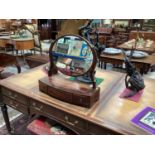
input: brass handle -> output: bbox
[10,100,13,104]
[9,92,12,96]
[9,92,17,99]
[35,105,43,111]
[32,102,43,111]
[14,94,17,98]
[64,116,78,126]
[32,102,36,106]
[9,100,18,108]
[12,94,17,99]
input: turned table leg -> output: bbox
[0,104,11,133]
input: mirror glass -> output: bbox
[50,35,94,76]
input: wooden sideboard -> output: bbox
[129,31,155,41]
[0,65,155,135]
[0,36,34,51]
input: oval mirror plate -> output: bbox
[50,35,94,76]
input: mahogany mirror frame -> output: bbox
[48,34,98,89]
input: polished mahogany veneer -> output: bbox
[39,76,100,108]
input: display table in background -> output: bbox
[129,31,155,41]
[100,53,155,74]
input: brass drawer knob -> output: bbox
[79,98,83,103]
[10,100,13,105]
[10,100,18,108]
[9,92,12,96]
[9,92,17,99]
[14,94,17,99]
[32,102,36,106]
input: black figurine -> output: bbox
[123,49,145,97]
[79,20,105,57]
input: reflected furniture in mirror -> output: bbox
[39,34,100,108]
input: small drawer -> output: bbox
[72,94,89,107]
[87,122,121,135]
[1,87,27,105]
[47,87,72,103]
[62,113,87,130]
[30,100,44,112]
[3,96,28,114]
[30,99,87,130]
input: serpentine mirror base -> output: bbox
[39,76,100,108]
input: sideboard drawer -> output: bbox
[1,87,27,105]
[30,99,87,130]
[3,96,28,114]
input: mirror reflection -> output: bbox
[51,35,93,76]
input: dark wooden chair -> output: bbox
[104,35,117,47]
[23,24,52,55]
[0,53,21,79]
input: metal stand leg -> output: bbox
[0,104,12,134]
[104,62,107,69]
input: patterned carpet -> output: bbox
[0,114,32,135]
